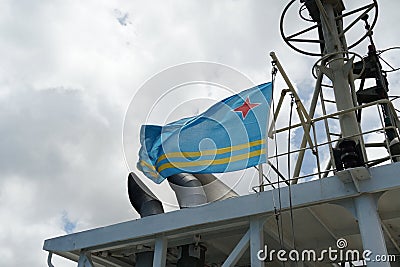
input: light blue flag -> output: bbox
[137,83,272,184]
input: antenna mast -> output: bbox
[278,1,397,265]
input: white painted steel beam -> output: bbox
[222,229,250,267]
[153,236,167,267]
[44,163,400,259]
[250,218,265,267]
[355,194,390,267]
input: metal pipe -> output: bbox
[168,173,207,208]
[292,71,324,184]
[192,173,238,202]
[270,52,312,123]
[320,82,337,173]
[268,89,290,138]
[47,252,55,267]
[320,2,361,140]
[127,172,164,217]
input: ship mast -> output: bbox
[278,1,396,266]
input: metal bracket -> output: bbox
[336,166,371,192]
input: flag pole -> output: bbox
[257,79,274,193]
[257,60,277,193]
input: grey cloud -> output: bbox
[0,87,135,266]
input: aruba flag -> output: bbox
[137,83,272,184]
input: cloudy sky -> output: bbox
[1,0,400,266]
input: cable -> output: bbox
[271,61,285,258]
[288,94,298,265]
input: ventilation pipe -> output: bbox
[193,173,238,202]
[167,173,207,208]
[128,172,164,217]
[167,173,215,266]
[127,172,164,267]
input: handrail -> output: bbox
[272,99,400,135]
[262,100,400,189]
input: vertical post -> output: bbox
[250,217,265,267]
[355,194,390,267]
[258,164,264,192]
[153,236,167,267]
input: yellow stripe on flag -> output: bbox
[156,149,265,173]
[156,139,265,164]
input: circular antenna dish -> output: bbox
[280,0,378,56]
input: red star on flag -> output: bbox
[234,97,260,119]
